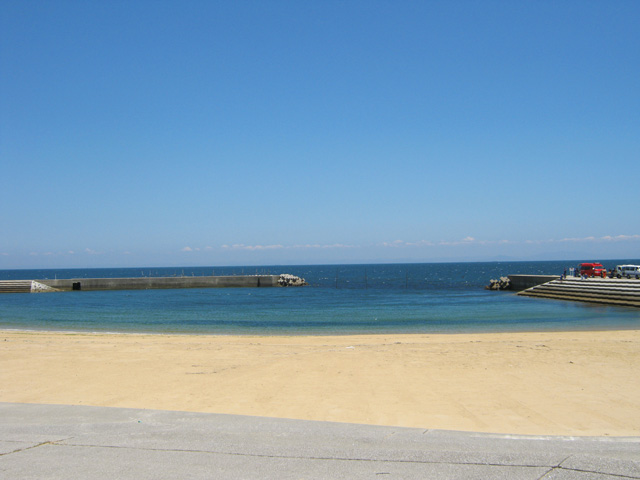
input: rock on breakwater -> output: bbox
[278,274,308,287]
[1,274,310,293]
[486,277,511,290]
[30,281,58,292]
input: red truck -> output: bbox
[579,263,607,278]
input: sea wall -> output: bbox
[518,277,640,308]
[507,275,561,291]
[38,275,281,291]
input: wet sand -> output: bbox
[1,329,638,436]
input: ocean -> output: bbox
[1,261,638,335]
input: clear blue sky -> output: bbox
[1,1,639,268]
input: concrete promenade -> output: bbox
[1,403,638,479]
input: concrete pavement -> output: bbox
[1,403,638,479]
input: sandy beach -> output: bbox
[1,329,638,436]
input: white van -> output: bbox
[613,265,640,279]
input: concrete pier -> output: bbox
[518,277,640,308]
[39,275,280,291]
[0,275,306,293]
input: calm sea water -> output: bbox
[1,261,638,335]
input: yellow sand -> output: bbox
[1,329,638,436]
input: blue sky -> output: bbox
[1,1,639,268]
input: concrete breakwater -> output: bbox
[485,275,561,291]
[488,274,640,307]
[517,276,640,308]
[0,274,308,293]
[507,275,561,291]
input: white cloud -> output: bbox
[604,234,640,242]
[248,244,283,250]
[439,237,481,246]
[292,243,356,249]
[182,246,193,252]
[559,236,596,243]
[221,243,354,251]
[225,244,284,251]
[559,234,640,243]
[212,233,640,258]
[381,240,435,247]
[381,240,405,247]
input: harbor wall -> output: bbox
[507,275,561,291]
[517,277,640,308]
[39,275,280,291]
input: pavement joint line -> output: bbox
[556,454,572,467]
[46,441,558,469]
[0,439,63,457]
[537,466,556,479]
[553,467,639,480]
[537,466,634,480]
[561,465,639,479]
[546,455,640,480]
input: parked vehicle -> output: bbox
[613,265,640,279]
[579,263,607,278]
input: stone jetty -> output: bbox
[0,274,307,293]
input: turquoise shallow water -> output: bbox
[1,261,638,334]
